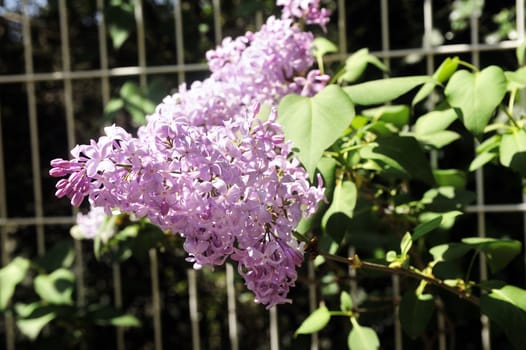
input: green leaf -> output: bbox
[416,131,460,149]
[444,66,507,136]
[15,302,56,340]
[296,157,337,234]
[34,268,75,305]
[481,285,526,350]
[278,85,355,178]
[344,76,434,106]
[322,180,357,228]
[106,1,134,50]
[400,232,413,256]
[499,129,526,177]
[88,305,141,327]
[295,305,331,335]
[433,169,466,189]
[399,290,435,338]
[370,136,436,185]
[348,318,381,350]
[469,151,498,171]
[362,105,410,129]
[34,240,75,273]
[421,186,476,211]
[412,57,459,105]
[429,243,472,262]
[434,56,460,83]
[412,215,442,241]
[505,67,526,90]
[120,81,157,125]
[340,291,353,312]
[413,109,458,135]
[313,37,338,68]
[338,48,387,83]
[461,237,522,274]
[0,257,31,310]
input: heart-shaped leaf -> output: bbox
[278,85,355,178]
[445,66,507,136]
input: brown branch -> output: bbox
[320,252,480,307]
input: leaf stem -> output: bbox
[458,60,480,72]
[319,252,480,307]
[500,103,520,129]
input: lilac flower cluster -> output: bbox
[50,0,330,307]
[277,0,331,30]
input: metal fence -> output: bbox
[1,0,526,349]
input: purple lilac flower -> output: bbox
[72,205,115,241]
[50,1,331,308]
[277,0,332,30]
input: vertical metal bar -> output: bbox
[150,249,163,350]
[380,0,391,72]
[22,0,45,256]
[96,2,122,347]
[470,5,490,350]
[113,262,125,350]
[0,106,15,350]
[308,260,319,350]
[337,0,347,56]
[226,263,239,350]
[174,0,186,84]
[213,0,222,44]
[269,306,279,350]
[188,269,201,350]
[134,0,147,89]
[380,2,399,349]
[516,0,525,43]
[97,0,111,107]
[423,2,446,348]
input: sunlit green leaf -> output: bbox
[344,76,433,106]
[295,305,331,335]
[429,243,472,262]
[481,285,526,350]
[362,105,410,129]
[34,268,75,305]
[400,232,413,256]
[15,302,56,340]
[340,291,353,313]
[338,48,387,83]
[278,85,355,178]
[0,257,31,310]
[445,66,507,136]
[499,129,526,177]
[34,240,75,273]
[433,169,466,189]
[469,151,498,171]
[461,237,522,274]
[413,109,458,135]
[412,215,442,241]
[348,318,380,350]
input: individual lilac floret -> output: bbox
[277,0,332,31]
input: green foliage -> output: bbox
[278,85,355,178]
[294,305,331,336]
[0,257,31,310]
[1,241,140,341]
[445,66,507,136]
